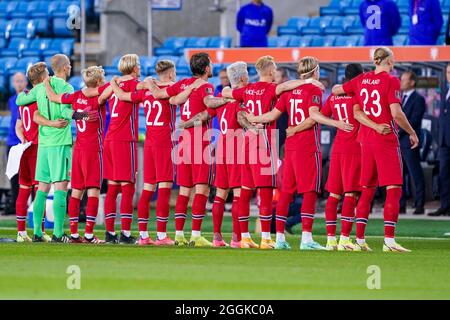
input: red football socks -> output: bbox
[325,196,339,237]
[301,191,318,232]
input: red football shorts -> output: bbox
[360,143,403,187]
[71,147,103,190]
[241,142,277,189]
[214,158,241,190]
[143,145,174,184]
[19,144,38,186]
[282,150,322,194]
[103,140,138,183]
[326,152,362,194]
[175,142,213,188]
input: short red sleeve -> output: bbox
[61,92,76,104]
[130,89,146,104]
[309,86,322,108]
[166,80,183,97]
[198,83,215,99]
[321,96,332,117]
[342,76,357,96]
[274,92,288,113]
[231,87,246,102]
[98,83,110,95]
[388,76,402,105]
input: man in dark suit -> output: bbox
[399,71,426,214]
[430,63,450,216]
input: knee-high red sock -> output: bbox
[212,196,225,235]
[68,197,81,235]
[191,194,208,232]
[356,187,376,240]
[301,192,317,232]
[156,188,171,234]
[384,188,402,239]
[120,184,135,232]
[175,194,189,232]
[85,197,99,235]
[238,189,253,235]
[104,184,121,233]
[325,196,339,237]
[16,187,31,232]
[231,196,241,241]
[276,192,293,234]
[341,195,357,237]
[137,190,154,232]
[259,188,273,234]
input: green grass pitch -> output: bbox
[0,216,449,299]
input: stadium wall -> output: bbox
[100,0,328,63]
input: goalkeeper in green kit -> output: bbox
[16,55,96,242]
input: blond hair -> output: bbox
[297,56,319,79]
[27,62,47,85]
[373,47,393,66]
[50,54,70,73]
[155,60,175,75]
[118,54,140,75]
[81,66,105,88]
[255,55,275,76]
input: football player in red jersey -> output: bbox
[221,56,323,249]
[15,63,51,242]
[310,63,391,251]
[44,66,110,244]
[333,47,419,252]
[110,60,181,246]
[146,53,218,247]
[246,56,326,250]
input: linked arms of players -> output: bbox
[309,107,354,133]
[389,103,419,148]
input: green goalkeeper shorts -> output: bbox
[35,145,72,183]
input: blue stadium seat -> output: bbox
[0,37,6,51]
[9,19,36,38]
[278,17,309,36]
[393,34,408,46]
[320,0,351,16]
[154,37,187,56]
[399,15,410,34]
[30,1,53,19]
[103,55,121,75]
[343,0,361,15]
[347,17,364,34]
[176,57,191,76]
[53,17,76,37]
[0,57,18,75]
[42,38,75,57]
[68,76,84,90]
[22,38,52,58]
[437,34,445,45]
[142,56,157,75]
[310,35,336,47]
[185,37,210,48]
[442,15,449,34]
[1,37,30,57]
[53,1,81,18]
[397,0,410,14]
[32,18,50,35]
[325,16,356,34]
[0,19,9,38]
[334,35,360,46]
[10,1,30,20]
[0,1,19,20]
[286,36,301,47]
[208,37,232,48]
[302,17,332,35]
[8,57,40,83]
[0,74,7,98]
[268,36,290,47]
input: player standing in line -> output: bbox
[16,55,90,243]
[246,56,326,250]
[44,66,110,244]
[14,63,51,242]
[221,55,322,249]
[146,53,218,247]
[309,63,391,251]
[109,60,180,246]
[333,47,419,252]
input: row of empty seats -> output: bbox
[0,38,74,58]
[154,36,232,56]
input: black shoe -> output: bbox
[428,207,450,217]
[32,235,44,242]
[105,231,119,244]
[119,232,136,244]
[413,207,425,215]
[399,206,407,214]
[51,234,71,243]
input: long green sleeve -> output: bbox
[16,87,37,106]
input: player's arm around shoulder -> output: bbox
[16,85,37,106]
[59,82,75,120]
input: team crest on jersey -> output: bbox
[312,95,320,104]
[395,90,401,100]
[206,87,213,94]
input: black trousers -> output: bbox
[439,145,450,209]
[400,146,425,208]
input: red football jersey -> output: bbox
[232,81,278,147]
[61,90,106,151]
[104,78,140,142]
[208,100,244,161]
[18,102,39,145]
[130,85,176,147]
[343,71,401,146]
[322,94,360,154]
[166,77,214,144]
[275,83,322,152]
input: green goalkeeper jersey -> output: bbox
[16,76,74,147]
